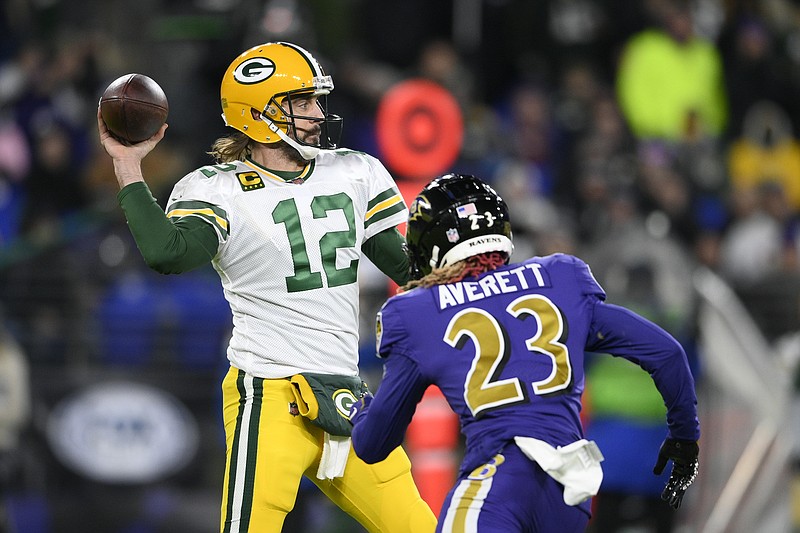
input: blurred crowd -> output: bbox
[1,0,800,531]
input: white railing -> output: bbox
[685,267,796,533]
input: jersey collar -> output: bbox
[244,157,315,184]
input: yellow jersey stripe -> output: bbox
[365,195,403,221]
[167,208,229,232]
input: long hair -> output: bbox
[400,252,508,292]
[208,131,252,163]
[208,131,307,166]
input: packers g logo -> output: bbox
[332,389,358,419]
[233,58,276,84]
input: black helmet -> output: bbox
[406,174,513,279]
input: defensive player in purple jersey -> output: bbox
[348,174,700,532]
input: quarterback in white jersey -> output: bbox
[99,41,436,533]
[166,150,406,378]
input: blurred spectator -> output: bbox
[0,34,101,245]
[718,181,796,287]
[636,141,721,246]
[491,84,560,195]
[0,319,31,529]
[18,117,88,242]
[489,84,562,257]
[636,145,691,236]
[552,61,605,152]
[616,0,727,142]
[0,108,29,245]
[718,14,797,141]
[416,39,475,109]
[727,100,800,212]
[492,157,561,258]
[557,89,639,242]
[613,0,733,255]
[724,178,800,344]
[582,186,696,335]
[413,39,506,184]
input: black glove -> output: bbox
[653,438,699,510]
[347,391,373,423]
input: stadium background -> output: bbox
[1,0,799,531]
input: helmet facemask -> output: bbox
[260,89,343,160]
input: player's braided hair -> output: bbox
[400,252,508,292]
[208,132,252,163]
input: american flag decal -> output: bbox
[456,203,477,217]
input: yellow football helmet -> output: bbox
[220,41,342,159]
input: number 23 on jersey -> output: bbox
[444,294,572,418]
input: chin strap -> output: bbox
[260,115,320,160]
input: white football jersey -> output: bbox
[165,150,407,378]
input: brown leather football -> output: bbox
[100,73,168,144]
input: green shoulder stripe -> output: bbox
[368,188,399,210]
[167,200,229,236]
[365,189,405,228]
[330,148,368,157]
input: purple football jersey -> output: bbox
[352,252,698,468]
[375,253,605,473]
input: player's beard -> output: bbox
[274,139,308,167]
[296,122,322,148]
[271,123,322,166]
[284,122,322,163]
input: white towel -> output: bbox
[316,433,351,480]
[514,436,604,506]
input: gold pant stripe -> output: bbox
[440,477,492,533]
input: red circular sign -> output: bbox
[376,79,464,181]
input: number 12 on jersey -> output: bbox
[272,194,358,292]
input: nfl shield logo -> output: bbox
[447,228,460,243]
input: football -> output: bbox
[100,73,169,144]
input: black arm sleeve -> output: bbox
[117,182,219,274]
[362,228,409,286]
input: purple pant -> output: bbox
[437,443,591,532]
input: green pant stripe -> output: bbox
[223,370,262,533]
[238,375,262,528]
[222,370,245,533]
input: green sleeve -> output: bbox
[117,182,219,274]
[362,228,409,286]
